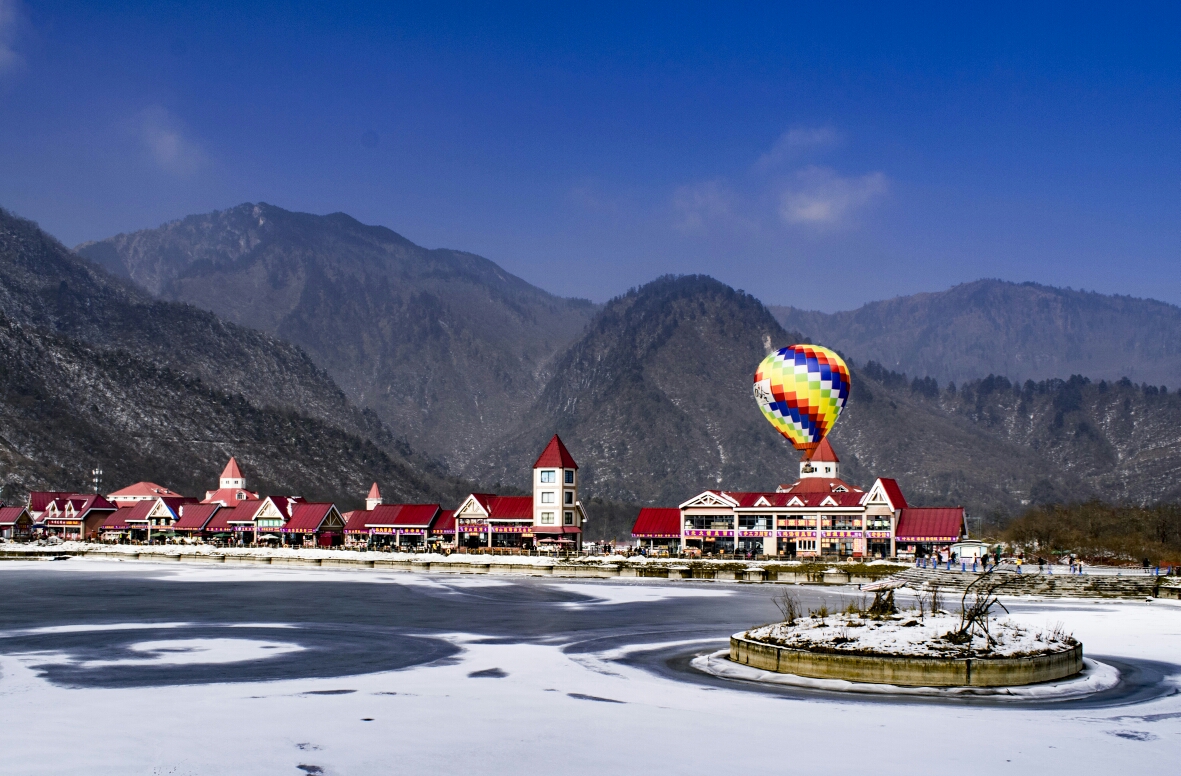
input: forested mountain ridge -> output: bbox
[0,208,470,507]
[770,279,1181,388]
[78,203,598,469]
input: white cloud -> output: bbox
[0,0,24,76]
[671,180,755,234]
[755,126,839,170]
[779,166,888,226]
[137,106,207,175]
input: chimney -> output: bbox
[287,499,294,517]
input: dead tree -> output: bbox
[948,569,1015,648]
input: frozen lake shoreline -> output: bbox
[0,561,1177,774]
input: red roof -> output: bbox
[390,504,440,528]
[283,503,337,532]
[0,506,29,526]
[896,507,965,541]
[221,457,243,479]
[202,487,260,505]
[28,491,74,512]
[204,506,239,532]
[122,500,154,523]
[364,504,403,527]
[533,435,578,470]
[724,490,864,508]
[487,496,533,520]
[107,482,185,501]
[877,478,908,510]
[173,504,220,531]
[102,507,136,531]
[342,509,371,534]
[776,478,862,495]
[631,507,681,537]
[367,482,381,500]
[432,510,455,535]
[807,438,839,463]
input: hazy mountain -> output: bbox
[0,208,469,507]
[78,204,598,469]
[769,280,1181,388]
[472,275,1181,525]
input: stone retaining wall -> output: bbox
[729,634,1084,687]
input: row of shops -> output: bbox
[16,436,591,552]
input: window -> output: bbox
[738,515,771,530]
[540,470,556,483]
[564,470,574,484]
[541,491,555,504]
[564,511,574,525]
[541,512,555,524]
[685,515,734,530]
[564,491,573,505]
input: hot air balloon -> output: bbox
[753,344,851,453]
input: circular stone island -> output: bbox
[730,612,1083,688]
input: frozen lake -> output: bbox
[0,559,1177,774]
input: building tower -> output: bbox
[532,435,579,528]
[365,482,383,511]
[220,457,246,489]
[799,438,840,480]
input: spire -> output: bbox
[221,457,242,479]
[808,438,839,463]
[533,435,578,470]
[365,482,382,511]
[219,457,245,489]
[800,438,840,479]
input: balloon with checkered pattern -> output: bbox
[753,344,851,453]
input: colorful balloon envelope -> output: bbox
[753,344,851,452]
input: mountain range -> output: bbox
[0,208,470,508]
[78,203,596,470]
[1,201,1167,539]
[770,280,1181,388]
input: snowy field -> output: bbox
[0,559,1177,775]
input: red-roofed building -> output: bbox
[631,508,681,552]
[452,435,587,551]
[172,504,220,537]
[202,457,260,505]
[0,506,32,540]
[282,503,345,547]
[32,493,117,540]
[106,482,187,506]
[631,440,964,559]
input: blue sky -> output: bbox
[0,1,1177,310]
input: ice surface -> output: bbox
[0,565,1176,775]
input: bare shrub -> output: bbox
[810,604,829,619]
[772,589,802,624]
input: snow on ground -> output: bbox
[745,611,1076,657]
[0,568,1177,774]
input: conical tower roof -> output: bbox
[533,435,578,469]
[221,457,243,479]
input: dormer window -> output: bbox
[237,492,246,501]
[540,470,556,483]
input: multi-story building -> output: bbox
[632,439,965,559]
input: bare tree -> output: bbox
[948,569,1015,649]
